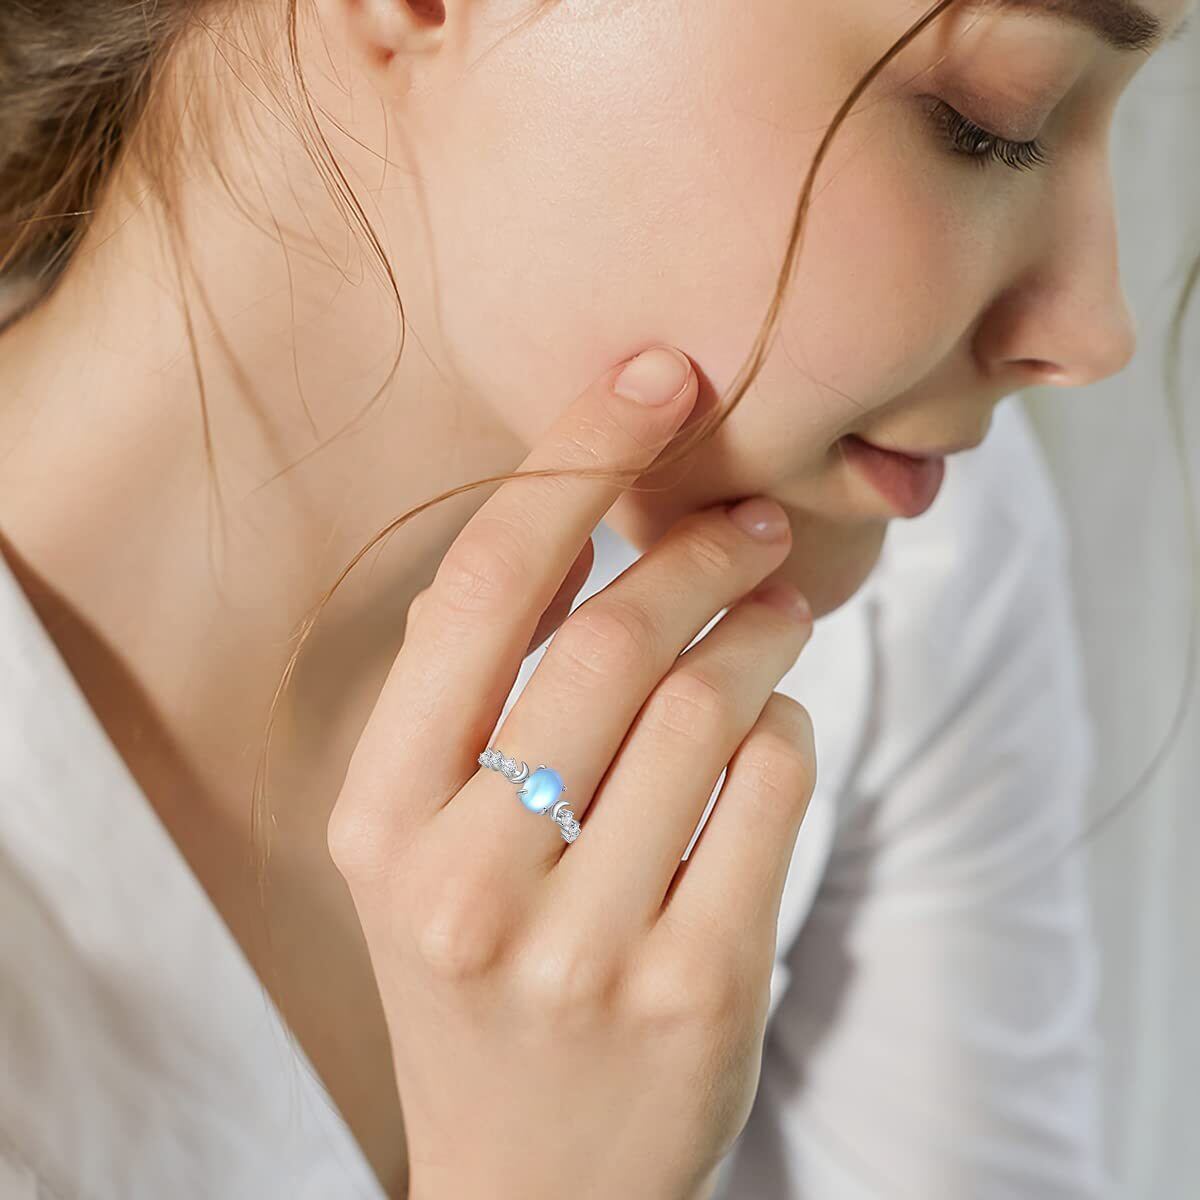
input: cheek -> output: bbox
[765,145,972,416]
[408,11,795,445]
[408,1,982,457]
[679,118,994,470]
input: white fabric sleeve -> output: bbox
[717,442,1111,1198]
[0,1139,40,1199]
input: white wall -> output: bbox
[1021,21,1200,1199]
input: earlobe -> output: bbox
[335,0,448,96]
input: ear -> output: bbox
[328,0,449,97]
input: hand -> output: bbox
[329,346,817,1200]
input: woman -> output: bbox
[0,0,1192,1196]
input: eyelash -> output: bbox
[926,98,1052,173]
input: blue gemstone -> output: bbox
[518,767,565,814]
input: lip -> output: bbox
[840,435,947,518]
[880,436,986,459]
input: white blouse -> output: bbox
[0,396,1107,1199]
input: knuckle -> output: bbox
[559,415,616,469]
[327,800,391,882]
[740,740,812,804]
[432,519,530,617]
[404,585,433,632]
[517,942,618,1016]
[680,523,739,579]
[595,395,671,455]
[644,668,729,741]
[738,697,816,803]
[634,939,748,1027]
[326,806,362,878]
[692,970,752,1027]
[765,691,816,752]
[411,877,508,980]
[553,597,661,685]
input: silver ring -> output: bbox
[477,747,582,843]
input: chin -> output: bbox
[768,515,888,620]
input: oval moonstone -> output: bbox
[518,767,566,814]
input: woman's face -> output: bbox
[334,0,1191,616]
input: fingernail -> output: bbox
[613,346,693,406]
[728,496,790,541]
[753,581,813,623]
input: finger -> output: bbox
[450,496,795,869]
[525,537,595,658]
[551,580,814,929]
[659,690,817,958]
[345,346,697,825]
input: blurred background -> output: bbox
[1021,18,1200,1198]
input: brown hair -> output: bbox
[3,0,1197,1034]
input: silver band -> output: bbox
[477,747,582,843]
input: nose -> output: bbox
[975,146,1139,390]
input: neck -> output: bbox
[0,22,522,847]
[0,23,530,1193]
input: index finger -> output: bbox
[348,345,698,814]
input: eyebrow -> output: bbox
[963,0,1189,53]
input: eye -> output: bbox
[923,97,1052,173]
